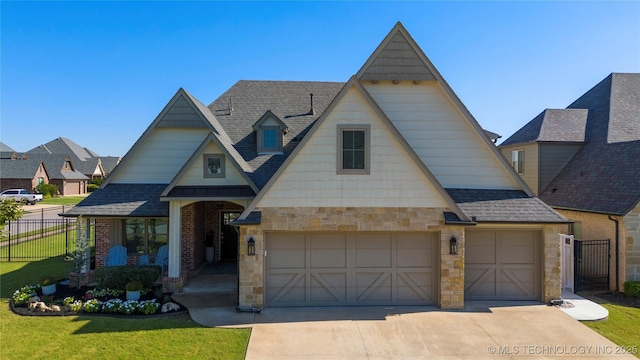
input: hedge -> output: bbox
[93,265,161,291]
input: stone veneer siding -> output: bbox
[625,205,640,281]
[557,209,625,291]
[543,225,563,303]
[239,207,466,310]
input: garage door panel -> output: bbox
[267,232,436,307]
[465,230,540,301]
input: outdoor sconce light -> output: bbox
[449,236,458,255]
[247,237,256,256]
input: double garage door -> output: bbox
[465,230,541,301]
[265,232,437,307]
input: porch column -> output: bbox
[168,201,182,277]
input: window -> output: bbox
[511,150,524,174]
[337,125,370,174]
[123,218,168,254]
[203,154,225,178]
[37,177,44,185]
[258,126,283,153]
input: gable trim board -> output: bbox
[160,132,259,197]
[104,88,227,187]
[240,76,469,222]
[357,22,534,195]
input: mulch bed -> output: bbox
[10,284,186,317]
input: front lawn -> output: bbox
[582,298,640,358]
[40,196,87,206]
[0,259,250,360]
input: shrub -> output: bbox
[83,299,102,313]
[12,285,39,305]
[63,297,75,305]
[624,281,640,298]
[93,265,160,291]
[138,299,160,315]
[36,183,58,198]
[87,183,99,192]
[40,277,55,286]
[125,280,144,291]
[69,300,83,312]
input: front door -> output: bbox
[220,212,241,260]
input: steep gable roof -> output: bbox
[501,109,588,146]
[532,73,640,215]
[208,80,344,188]
[0,142,15,152]
[28,137,95,161]
[242,76,469,222]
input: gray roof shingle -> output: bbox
[446,188,569,223]
[63,184,168,217]
[0,158,46,179]
[500,109,588,146]
[539,73,640,215]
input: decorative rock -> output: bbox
[161,302,180,313]
[51,305,61,312]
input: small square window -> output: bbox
[203,154,225,178]
[337,125,370,174]
[258,126,283,153]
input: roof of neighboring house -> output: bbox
[446,189,569,223]
[0,142,15,152]
[519,73,640,215]
[0,158,48,179]
[208,80,345,188]
[63,184,168,217]
[26,137,121,178]
[500,109,589,146]
[33,154,89,181]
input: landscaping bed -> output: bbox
[10,280,185,317]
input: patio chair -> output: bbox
[103,245,127,266]
[155,244,169,274]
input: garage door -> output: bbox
[465,230,541,300]
[266,232,437,307]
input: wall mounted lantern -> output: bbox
[247,237,256,256]
[449,236,458,255]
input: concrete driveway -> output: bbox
[246,302,636,359]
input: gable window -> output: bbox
[337,125,370,174]
[258,126,283,153]
[123,218,168,255]
[511,150,524,174]
[203,154,225,178]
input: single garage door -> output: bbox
[465,230,541,300]
[266,232,437,307]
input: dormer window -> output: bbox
[253,110,287,154]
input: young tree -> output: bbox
[0,199,24,237]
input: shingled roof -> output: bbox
[64,184,168,217]
[446,189,568,223]
[500,108,588,146]
[0,158,47,179]
[534,73,640,215]
[208,80,344,188]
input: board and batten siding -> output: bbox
[111,128,209,183]
[157,95,209,128]
[175,141,249,187]
[258,86,450,208]
[364,82,520,190]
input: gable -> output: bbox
[174,140,250,187]
[364,81,521,189]
[358,31,436,81]
[255,84,452,209]
[157,93,210,129]
[110,127,209,184]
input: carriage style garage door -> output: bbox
[265,232,437,307]
[465,230,541,301]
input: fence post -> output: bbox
[7,220,11,262]
[65,219,70,258]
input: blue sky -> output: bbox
[2,1,639,157]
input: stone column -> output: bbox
[439,227,464,309]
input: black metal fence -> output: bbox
[1,218,95,261]
[574,239,610,292]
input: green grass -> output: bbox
[583,303,640,358]
[0,259,250,359]
[0,228,85,259]
[40,196,87,206]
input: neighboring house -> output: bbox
[27,137,121,180]
[34,154,89,195]
[0,158,50,192]
[64,22,568,309]
[499,73,640,290]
